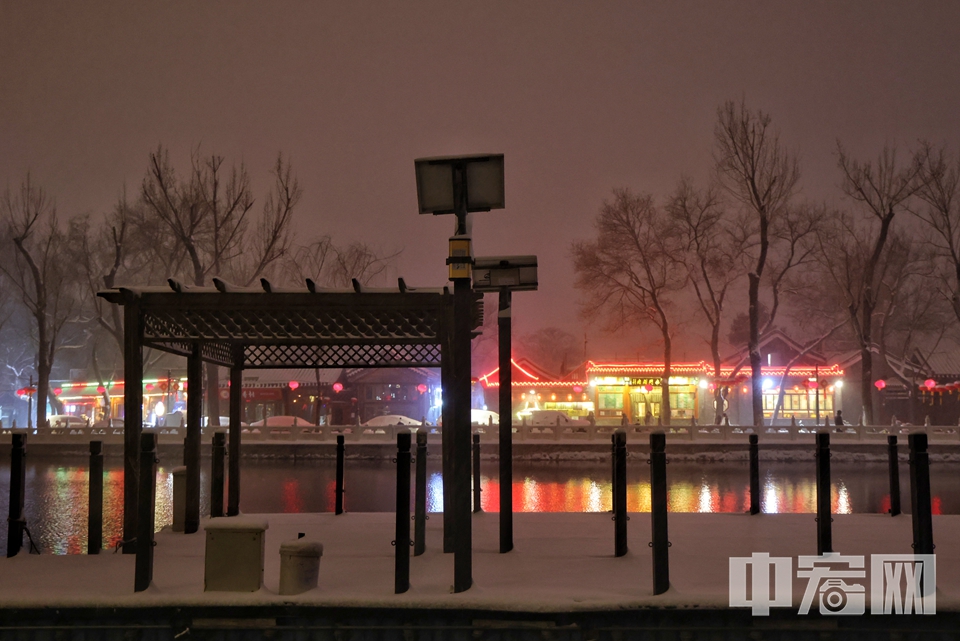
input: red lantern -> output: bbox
[289,380,300,390]
[924,379,937,390]
[332,382,343,393]
[643,384,653,393]
[96,385,106,394]
[145,383,154,392]
[417,383,427,394]
[53,387,62,396]
[874,379,886,391]
[573,385,583,393]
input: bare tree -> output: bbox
[714,99,801,426]
[517,327,581,377]
[281,236,397,288]
[914,142,960,323]
[141,146,301,424]
[0,176,81,428]
[667,178,747,423]
[830,144,924,424]
[572,189,685,424]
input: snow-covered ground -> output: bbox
[0,511,957,614]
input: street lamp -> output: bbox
[473,256,537,553]
[414,153,505,593]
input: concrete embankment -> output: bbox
[22,440,960,463]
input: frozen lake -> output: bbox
[1,458,958,554]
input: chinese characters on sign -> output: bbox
[730,553,936,616]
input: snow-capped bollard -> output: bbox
[908,433,934,555]
[171,466,187,532]
[614,430,627,557]
[204,518,269,592]
[816,432,833,555]
[335,434,345,515]
[88,440,103,554]
[650,431,669,594]
[279,538,323,595]
[210,432,225,518]
[6,433,26,558]
[472,433,482,513]
[888,435,901,517]
[749,434,760,515]
[414,431,427,556]
[394,430,411,594]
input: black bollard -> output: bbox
[611,433,618,515]
[472,433,482,513]
[749,434,760,515]
[395,430,411,594]
[816,432,833,555]
[650,432,669,594]
[888,435,901,517]
[88,440,104,554]
[6,434,26,558]
[135,432,158,592]
[335,434,345,515]
[908,433,934,555]
[414,431,427,556]
[211,432,225,518]
[614,430,628,557]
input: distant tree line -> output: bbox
[573,99,959,427]
[0,146,396,429]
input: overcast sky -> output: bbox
[3,1,960,360]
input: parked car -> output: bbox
[249,415,310,427]
[362,414,424,427]
[525,410,590,427]
[92,418,125,430]
[471,409,499,425]
[47,414,88,429]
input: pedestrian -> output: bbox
[835,410,844,430]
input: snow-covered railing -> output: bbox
[2,421,960,445]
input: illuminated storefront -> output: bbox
[586,361,845,425]
[478,358,594,421]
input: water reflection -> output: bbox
[0,458,957,554]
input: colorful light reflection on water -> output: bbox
[0,459,957,554]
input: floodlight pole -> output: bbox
[450,169,473,592]
[498,288,513,553]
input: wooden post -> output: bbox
[650,432,669,594]
[185,343,202,534]
[414,431,427,556]
[614,430,627,557]
[749,434,760,515]
[909,433,934,555]
[611,432,618,515]
[888,435,901,517]
[227,346,243,516]
[472,432,482,513]
[395,430,411,594]
[88,440,103,554]
[211,432,225,518]
[6,434,26,557]
[497,287,514,553]
[135,432,158,592]
[335,434,345,515]
[816,432,833,555]
[122,299,143,553]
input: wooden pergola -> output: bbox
[98,279,477,553]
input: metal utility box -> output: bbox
[472,255,539,292]
[203,518,269,592]
[279,538,324,595]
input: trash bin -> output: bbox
[279,539,323,595]
[204,518,269,592]
[171,466,186,532]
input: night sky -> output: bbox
[3,1,960,357]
